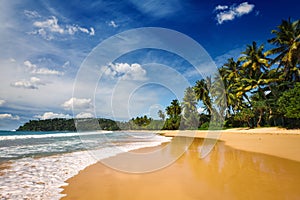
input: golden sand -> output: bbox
[61,128,300,200]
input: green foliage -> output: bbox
[278,83,300,119]
[17,118,76,131]
[17,118,120,131]
[163,99,182,130]
[181,87,199,129]
[199,122,209,130]
[234,108,255,128]
[130,115,152,127]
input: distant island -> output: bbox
[17,118,120,131]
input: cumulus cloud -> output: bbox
[108,20,118,28]
[33,16,64,34]
[67,25,95,36]
[104,63,147,81]
[11,60,63,89]
[215,2,255,24]
[62,97,92,110]
[24,60,63,75]
[11,80,38,89]
[11,77,46,90]
[215,5,228,11]
[34,112,71,120]
[31,16,95,39]
[75,112,94,118]
[0,113,20,120]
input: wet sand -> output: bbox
[61,128,300,200]
[160,128,300,162]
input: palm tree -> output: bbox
[193,78,212,115]
[181,87,199,129]
[218,58,245,115]
[158,110,165,121]
[165,99,182,130]
[267,18,300,82]
[166,99,181,119]
[182,87,198,113]
[237,42,271,105]
[222,58,243,82]
[239,41,269,79]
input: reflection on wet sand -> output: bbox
[178,137,300,200]
[62,137,300,200]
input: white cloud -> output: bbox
[235,2,255,16]
[215,2,255,24]
[104,63,147,81]
[29,77,45,85]
[34,112,71,120]
[24,10,41,18]
[67,25,95,36]
[108,20,118,28]
[33,16,64,34]
[217,10,235,24]
[89,27,95,36]
[62,97,92,110]
[24,60,37,70]
[11,80,38,89]
[215,5,228,11]
[24,60,64,75]
[11,77,46,90]
[31,16,95,39]
[0,100,6,106]
[75,112,94,118]
[0,113,20,120]
[32,68,64,75]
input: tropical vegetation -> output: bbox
[162,18,300,129]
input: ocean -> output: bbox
[0,130,171,199]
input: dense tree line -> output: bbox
[117,115,164,130]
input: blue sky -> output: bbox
[0,0,299,130]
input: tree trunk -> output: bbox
[256,111,262,127]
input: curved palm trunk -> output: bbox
[256,110,263,127]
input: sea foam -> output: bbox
[0,135,172,199]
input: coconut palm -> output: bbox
[166,99,181,119]
[193,78,212,115]
[236,42,271,103]
[267,18,300,82]
[182,87,198,113]
[181,87,199,129]
[239,41,269,79]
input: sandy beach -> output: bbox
[61,128,300,200]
